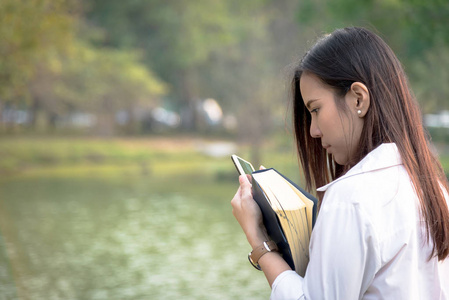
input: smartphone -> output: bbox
[231,154,255,175]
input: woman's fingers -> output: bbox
[232,175,255,221]
[231,174,267,248]
[239,175,252,198]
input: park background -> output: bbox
[0,0,448,299]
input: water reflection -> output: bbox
[0,176,268,299]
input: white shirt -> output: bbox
[271,143,449,300]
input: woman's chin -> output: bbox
[332,154,349,166]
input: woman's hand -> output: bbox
[231,174,268,248]
[231,169,292,285]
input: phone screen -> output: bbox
[231,155,255,175]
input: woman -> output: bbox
[231,27,449,299]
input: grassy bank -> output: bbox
[1,135,447,179]
[0,135,305,182]
[0,136,200,175]
[1,135,448,185]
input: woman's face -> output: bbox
[300,72,364,166]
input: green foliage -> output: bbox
[51,41,167,111]
[296,0,449,58]
[0,0,168,135]
[295,0,449,113]
[0,0,77,99]
[1,0,448,136]
[409,46,449,113]
[440,155,449,176]
[86,0,246,69]
[428,127,449,144]
[84,0,279,115]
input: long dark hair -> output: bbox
[292,27,449,261]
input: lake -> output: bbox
[0,171,270,299]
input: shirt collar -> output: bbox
[317,143,403,192]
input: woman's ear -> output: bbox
[349,82,370,118]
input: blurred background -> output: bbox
[0,0,448,299]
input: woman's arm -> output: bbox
[231,174,292,286]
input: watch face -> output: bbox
[248,253,262,270]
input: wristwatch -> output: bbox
[248,240,278,270]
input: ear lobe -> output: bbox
[350,82,370,117]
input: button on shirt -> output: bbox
[271,143,449,299]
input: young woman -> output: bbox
[231,27,449,299]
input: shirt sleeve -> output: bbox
[270,270,304,300]
[270,201,380,299]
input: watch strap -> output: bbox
[249,240,278,270]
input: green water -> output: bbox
[0,173,270,299]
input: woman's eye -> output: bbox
[311,108,319,114]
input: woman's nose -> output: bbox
[310,118,322,138]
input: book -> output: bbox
[251,168,317,276]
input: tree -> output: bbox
[0,0,77,132]
[29,40,167,134]
[0,0,77,101]
[83,0,308,162]
[84,0,268,130]
[409,45,449,113]
[0,0,167,134]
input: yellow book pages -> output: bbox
[252,170,310,276]
[271,200,309,276]
[252,170,305,211]
[282,209,309,276]
[286,181,314,238]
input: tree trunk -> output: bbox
[95,98,115,136]
[178,68,199,131]
[29,96,40,131]
[0,99,3,134]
